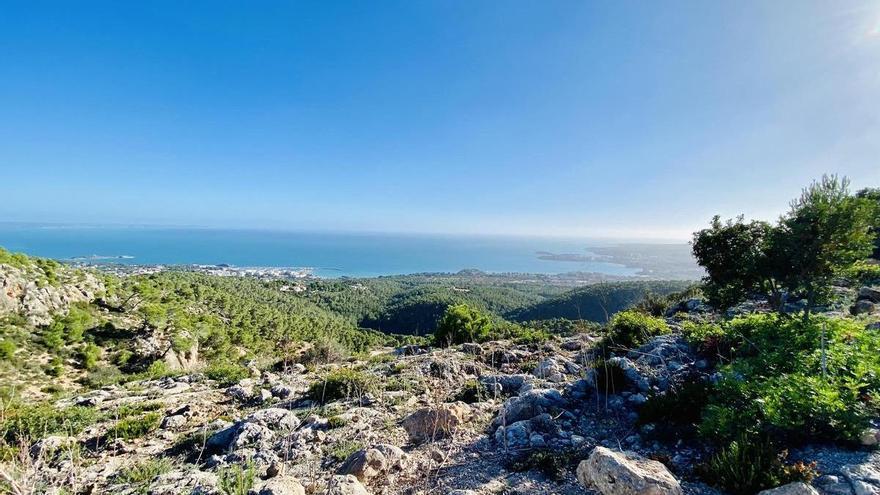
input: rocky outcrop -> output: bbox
[0,263,103,326]
[576,447,682,495]
[338,444,406,481]
[401,402,471,443]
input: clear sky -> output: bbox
[1,1,879,240]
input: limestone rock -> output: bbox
[256,476,306,495]
[576,446,682,495]
[325,475,369,495]
[338,444,406,481]
[757,482,820,495]
[859,287,880,303]
[402,402,471,443]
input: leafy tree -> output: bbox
[434,304,492,346]
[692,216,781,309]
[772,175,877,320]
[856,187,880,259]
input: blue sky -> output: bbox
[1,1,878,240]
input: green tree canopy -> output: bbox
[433,304,492,347]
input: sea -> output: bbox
[0,224,641,278]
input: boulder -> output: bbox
[576,447,682,495]
[337,444,406,481]
[402,402,471,443]
[326,475,369,495]
[493,388,566,426]
[853,300,878,316]
[859,287,880,303]
[756,483,820,495]
[256,476,306,495]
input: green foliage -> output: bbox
[434,304,493,346]
[0,340,15,361]
[699,436,816,495]
[773,175,878,318]
[299,339,348,366]
[603,310,669,350]
[328,440,363,463]
[0,247,31,268]
[46,356,64,377]
[639,380,711,429]
[844,260,880,284]
[204,362,250,386]
[218,461,256,495]
[78,343,101,370]
[693,175,879,314]
[699,314,880,444]
[308,368,376,403]
[692,216,779,309]
[1,404,99,443]
[116,457,173,491]
[107,412,161,440]
[856,187,880,259]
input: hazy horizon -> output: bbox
[2,1,879,238]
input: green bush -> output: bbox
[205,362,250,386]
[79,343,101,370]
[1,404,99,443]
[108,412,161,440]
[699,436,816,495]
[639,380,710,429]
[433,304,492,347]
[46,356,64,377]
[299,339,348,366]
[0,340,15,361]
[603,310,669,350]
[116,457,173,489]
[308,368,376,403]
[845,260,880,283]
[218,461,256,495]
[699,314,880,444]
[328,440,363,462]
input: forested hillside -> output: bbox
[507,280,694,322]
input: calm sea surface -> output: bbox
[0,225,639,278]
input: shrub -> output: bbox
[116,457,173,489]
[1,404,99,443]
[205,362,250,386]
[0,340,15,361]
[434,304,492,347]
[79,343,101,370]
[845,260,880,284]
[603,310,669,350]
[308,368,376,403]
[46,356,64,377]
[699,436,816,495]
[107,412,161,440]
[299,339,347,366]
[218,461,256,495]
[699,314,880,444]
[328,440,363,463]
[639,379,711,430]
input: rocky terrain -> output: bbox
[2,247,880,495]
[3,295,879,495]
